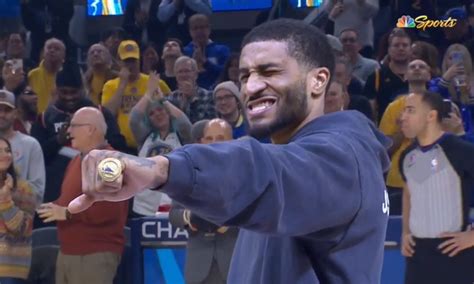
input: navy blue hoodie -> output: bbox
[160,111,391,283]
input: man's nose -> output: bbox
[244,73,266,98]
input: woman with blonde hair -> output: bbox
[430,44,474,132]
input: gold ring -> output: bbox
[97,158,124,182]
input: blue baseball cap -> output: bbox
[442,7,468,21]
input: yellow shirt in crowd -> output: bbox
[90,73,107,105]
[28,61,57,113]
[101,73,171,148]
[379,96,412,188]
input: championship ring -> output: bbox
[98,158,124,182]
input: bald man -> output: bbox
[37,107,128,284]
[169,118,239,284]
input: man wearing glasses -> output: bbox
[339,28,379,84]
[37,107,129,284]
[31,64,126,226]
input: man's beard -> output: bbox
[248,79,308,139]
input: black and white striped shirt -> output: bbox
[400,134,474,238]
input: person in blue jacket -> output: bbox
[68,19,392,284]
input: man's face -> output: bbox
[401,94,431,138]
[7,34,24,58]
[239,41,309,139]
[215,89,238,117]
[162,41,182,59]
[175,61,198,84]
[339,30,360,55]
[200,122,232,144]
[0,104,16,131]
[57,87,82,112]
[19,87,38,115]
[87,44,109,67]
[122,58,140,78]
[44,40,65,64]
[67,114,92,151]
[405,59,431,83]
[388,37,411,63]
[189,18,211,44]
[324,82,345,114]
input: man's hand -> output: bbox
[68,150,169,214]
[178,80,195,97]
[438,231,474,257]
[147,71,164,101]
[401,233,416,257]
[329,2,344,18]
[37,203,67,223]
[118,67,130,88]
[442,64,464,83]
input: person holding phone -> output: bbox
[1,59,25,93]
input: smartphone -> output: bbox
[442,99,453,118]
[451,51,464,65]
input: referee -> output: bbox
[400,91,474,284]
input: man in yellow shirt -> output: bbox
[101,40,171,151]
[379,59,431,215]
[28,38,65,113]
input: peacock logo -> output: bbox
[396,15,416,28]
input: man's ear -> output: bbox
[308,67,330,99]
[427,109,439,123]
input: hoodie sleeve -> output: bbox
[160,135,361,237]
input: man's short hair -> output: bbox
[191,120,210,143]
[388,28,412,46]
[44,37,66,50]
[165,38,183,49]
[418,91,445,122]
[174,56,198,72]
[241,19,335,75]
[339,28,359,39]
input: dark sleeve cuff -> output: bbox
[156,151,195,199]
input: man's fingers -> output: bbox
[449,246,463,257]
[408,236,416,247]
[68,194,97,214]
[438,238,456,250]
[441,243,457,255]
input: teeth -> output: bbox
[250,101,273,112]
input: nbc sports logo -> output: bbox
[397,15,416,28]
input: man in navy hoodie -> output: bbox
[69,19,391,283]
